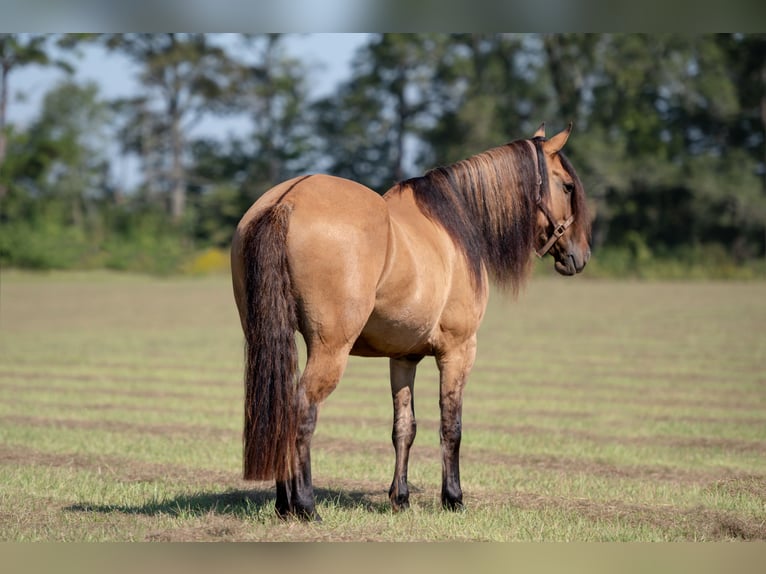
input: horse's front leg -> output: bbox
[388,355,422,511]
[436,337,477,510]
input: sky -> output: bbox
[8,34,370,132]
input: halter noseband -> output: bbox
[527,140,575,258]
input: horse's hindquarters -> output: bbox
[283,176,391,353]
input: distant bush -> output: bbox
[0,221,91,270]
[0,219,192,276]
[181,247,231,275]
[98,235,189,275]
[580,244,766,280]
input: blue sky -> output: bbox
[8,34,369,133]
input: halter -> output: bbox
[527,140,575,258]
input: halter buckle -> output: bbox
[535,215,575,258]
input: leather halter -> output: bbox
[527,140,575,258]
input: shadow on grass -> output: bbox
[65,486,392,518]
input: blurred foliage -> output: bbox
[181,247,231,275]
[1,33,765,277]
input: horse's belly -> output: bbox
[350,307,438,358]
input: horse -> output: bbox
[230,123,591,521]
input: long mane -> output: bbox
[396,140,539,296]
[395,139,589,296]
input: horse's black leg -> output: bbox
[272,389,318,521]
[275,480,291,519]
[284,344,350,522]
[436,338,477,511]
[388,355,421,511]
[289,396,320,521]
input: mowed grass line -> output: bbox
[1,271,765,541]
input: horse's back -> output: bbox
[234,174,381,229]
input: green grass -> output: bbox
[1,270,765,541]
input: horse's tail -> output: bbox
[240,202,299,481]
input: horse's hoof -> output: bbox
[390,498,410,512]
[274,506,322,522]
[293,506,322,522]
[442,499,465,512]
[298,509,322,522]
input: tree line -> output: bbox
[1,33,765,276]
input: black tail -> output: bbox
[240,202,298,481]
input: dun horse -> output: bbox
[231,124,591,520]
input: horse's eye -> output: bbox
[563,182,575,194]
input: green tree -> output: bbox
[715,34,766,259]
[578,34,765,259]
[63,33,239,222]
[0,80,113,268]
[238,34,316,189]
[421,34,547,165]
[34,80,112,226]
[315,33,454,191]
[0,34,62,200]
[186,34,316,246]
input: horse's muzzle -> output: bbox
[554,249,589,276]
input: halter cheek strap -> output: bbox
[526,139,575,258]
[536,212,575,258]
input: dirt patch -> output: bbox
[144,514,249,542]
[643,435,766,456]
[707,514,766,540]
[2,395,235,419]
[0,414,237,442]
[490,490,766,541]
[648,413,766,426]
[4,358,242,377]
[472,385,762,412]
[0,369,238,390]
[706,476,766,501]
[0,381,211,402]
[467,420,766,456]
[473,362,763,394]
[0,443,243,487]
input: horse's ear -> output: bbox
[533,122,546,138]
[542,122,573,155]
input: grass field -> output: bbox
[1,270,764,541]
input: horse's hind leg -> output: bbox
[279,341,353,521]
[388,355,421,511]
[274,393,319,520]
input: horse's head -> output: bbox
[531,123,591,276]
